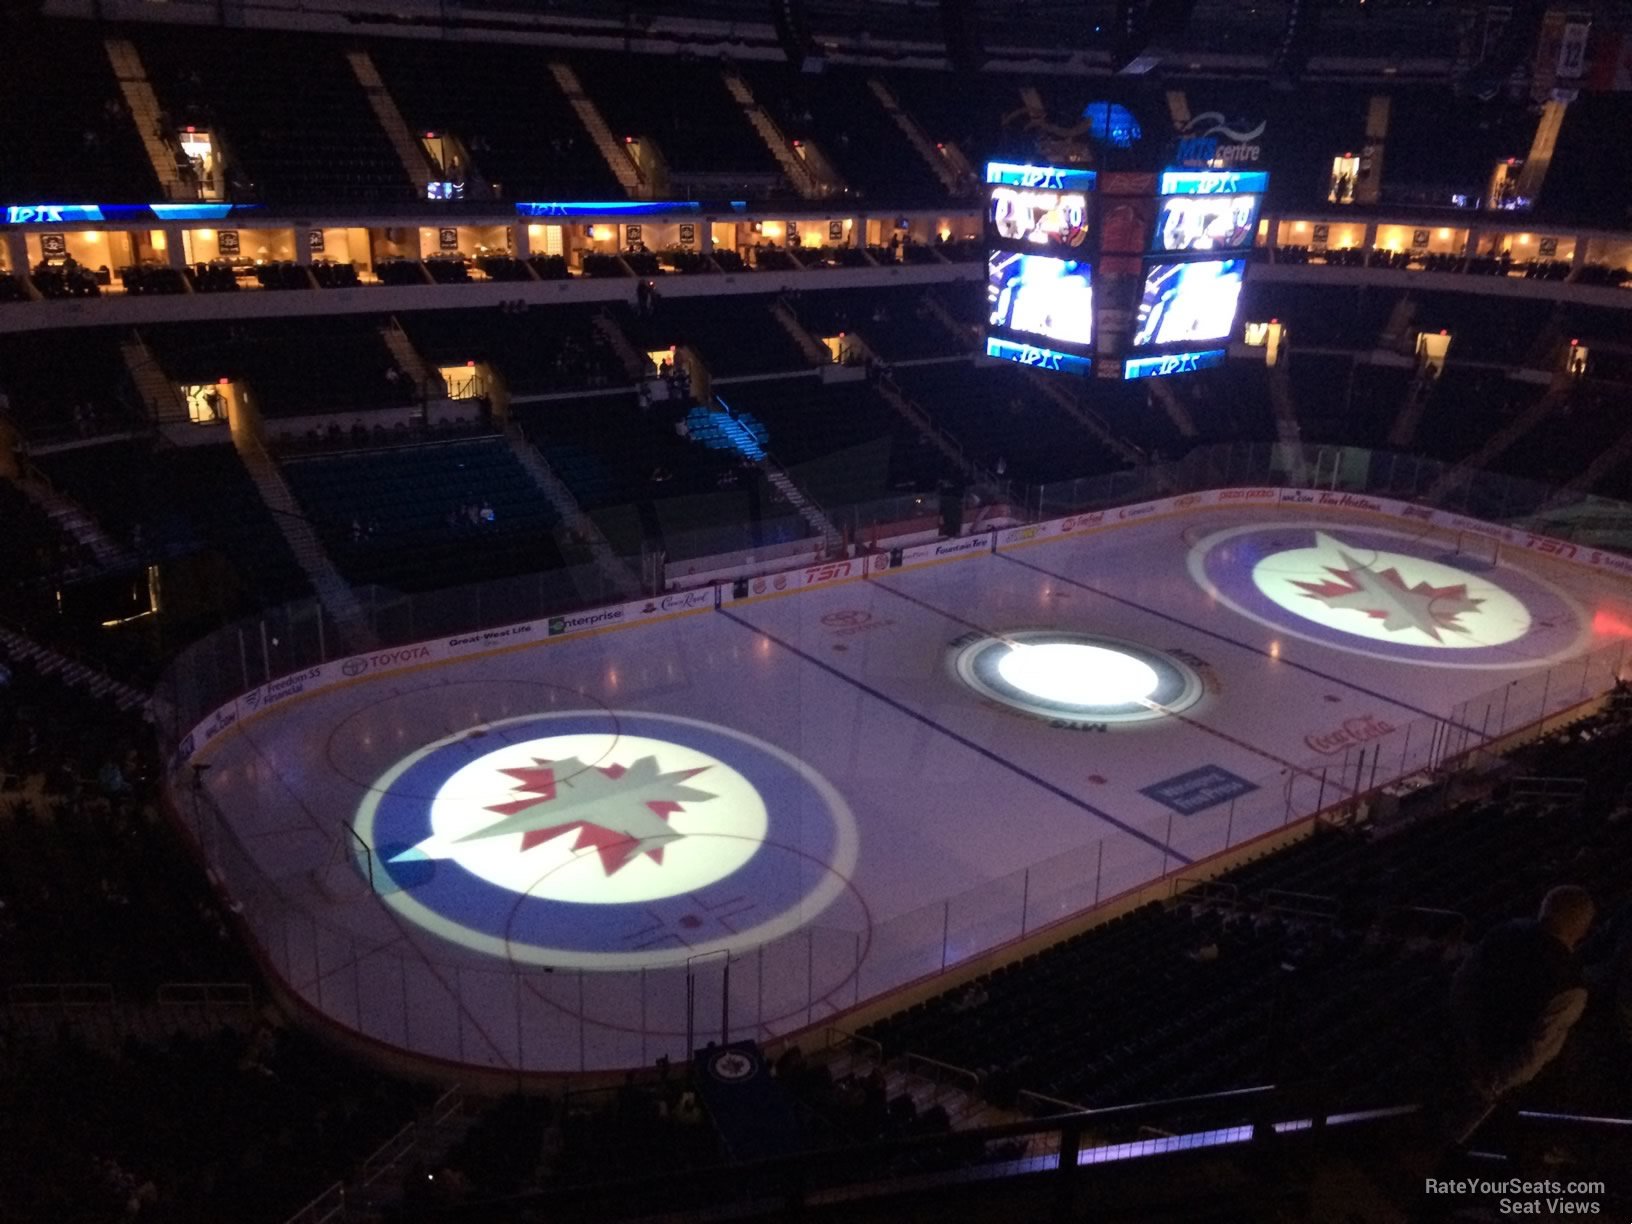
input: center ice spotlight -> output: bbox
[953,630,1203,727]
[996,642,1161,706]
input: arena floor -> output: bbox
[190,501,1632,1073]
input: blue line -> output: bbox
[997,552,1486,736]
[718,608,1191,864]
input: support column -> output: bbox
[512,221,532,260]
[293,227,314,266]
[163,229,187,271]
[4,231,28,278]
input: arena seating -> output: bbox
[398,304,632,395]
[784,287,970,363]
[34,440,312,619]
[142,317,418,418]
[514,393,794,558]
[891,362,1126,482]
[739,65,951,202]
[0,20,160,202]
[633,295,814,378]
[862,706,1632,1116]
[572,55,781,185]
[720,376,961,505]
[137,28,416,205]
[369,39,620,200]
[0,329,142,444]
[281,438,574,592]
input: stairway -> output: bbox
[687,401,769,460]
[866,79,963,195]
[103,39,188,200]
[1266,361,1310,483]
[547,62,643,196]
[347,51,435,196]
[920,291,977,348]
[1025,369,1147,465]
[720,70,828,199]
[771,298,828,366]
[0,623,150,714]
[1143,375,1200,440]
[592,309,651,381]
[1425,371,1574,503]
[1385,370,1436,450]
[15,476,137,573]
[1554,419,1632,499]
[502,426,639,595]
[763,464,842,553]
[121,334,188,425]
[381,320,441,397]
[234,437,377,652]
[874,376,983,483]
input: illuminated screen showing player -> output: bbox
[1154,194,1260,252]
[987,252,1094,349]
[988,185,1091,249]
[1131,259,1245,348]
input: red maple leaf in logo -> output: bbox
[463,756,716,876]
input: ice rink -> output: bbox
[189,500,1632,1072]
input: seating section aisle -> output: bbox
[142,317,416,418]
[863,707,1632,1118]
[281,439,572,592]
[137,28,415,204]
[893,362,1125,482]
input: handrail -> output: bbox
[901,1051,982,1092]
[358,1120,418,1190]
[1017,1087,1090,1115]
[280,1180,345,1224]
[823,1026,884,1064]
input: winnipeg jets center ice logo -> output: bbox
[1290,533,1482,642]
[393,754,716,877]
[1188,523,1586,669]
[353,712,859,969]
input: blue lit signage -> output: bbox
[1158,170,1269,196]
[984,162,1097,192]
[146,203,242,221]
[1122,349,1227,380]
[516,201,703,217]
[6,205,104,224]
[5,203,254,225]
[986,336,1095,375]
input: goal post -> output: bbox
[1451,529,1501,571]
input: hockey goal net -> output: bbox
[1450,529,1501,571]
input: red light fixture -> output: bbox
[218,377,228,385]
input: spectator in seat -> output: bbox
[1441,885,1595,1142]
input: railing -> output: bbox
[281,1181,346,1224]
[152,440,1632,1072]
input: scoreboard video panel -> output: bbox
[1153,193,1260,253]
[1131,258,1246,348]
[984,162,1098,373]
[987,252,1094,350]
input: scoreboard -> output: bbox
[984,162,1267,381]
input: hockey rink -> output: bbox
[184,497,1632,1072]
